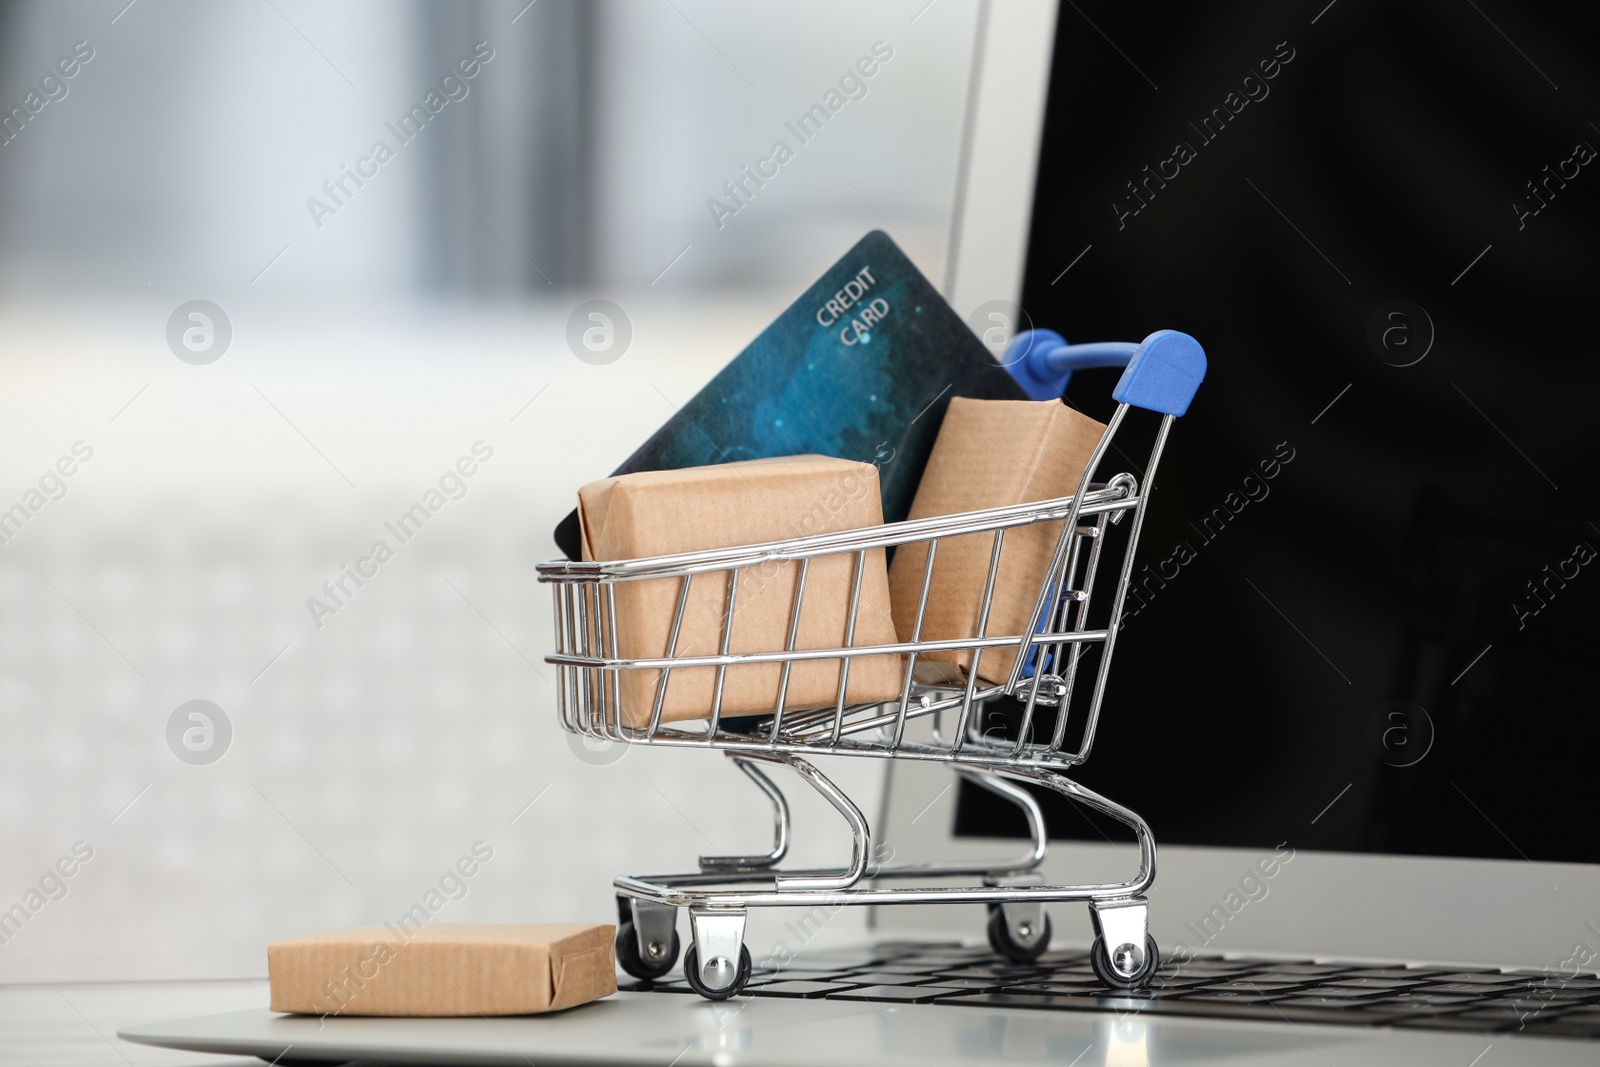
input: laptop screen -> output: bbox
[955,0,1600,864]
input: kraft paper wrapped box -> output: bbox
[267,924,616,1016]
[578,455,903,728]
[889,398,1106,687]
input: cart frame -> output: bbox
[538,329,1205,998]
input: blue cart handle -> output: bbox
[1001,328,1207,416]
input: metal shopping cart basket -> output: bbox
[538,329,1206,1000]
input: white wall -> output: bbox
[590,0,977,290]
[0,0,977,298]
[0,0,981,983]
[0,1,428,296]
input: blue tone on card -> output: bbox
[554,230,1025,559]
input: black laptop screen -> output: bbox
[954,0,1600,865]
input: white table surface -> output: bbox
[1,980,267,1065]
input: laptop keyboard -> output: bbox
[624,942,1600,1039]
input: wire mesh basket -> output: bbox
[539,329,1206,998]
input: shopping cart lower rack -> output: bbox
[538,329,1206,1000]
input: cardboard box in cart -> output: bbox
[889,398,1107,686]
[578,455,903,728]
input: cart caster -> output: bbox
[1091,934,1160,989]
[615,897,680,982]
[986,902,1052,964]
[1088,896,1158,988]
[684,907,751,1000]
[682,942,752,1000]
[616,919,680,981]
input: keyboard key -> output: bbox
[1251,965,1354,977]
[873,941,966,954]
[751,980,863,998]
[923,976,1010,991]
[892,949,989,960]
[1036,951,1092,965]
[1182,993,1279,1005]
[749,968,850,982]
[1024,979,1113,991]
[828,984,964,1003]
[1337,968,1451,980]
[1353,1002,1470,1018]
[908,952,997,964]
[1169,971,1265,984]
[1368,993,1477,1008]
[840,973,932,986]
[1525,988,1600,1002]
[933,971,1047,986]
[1452,1008,1542,1028]
[1497,996,1600,1011]
[1004,984,1185,999]
[1422,983,1524,996]
[1426,972,1523,985]
[788,954,881,970]
[935,965,1047,978]
[914,981,1010,994]
[1484,979,1548,998]
[1168,963,1262,976]
[1278,986,1387,999]
[1320,976,1431,990]
[1279,995,1374,1009]
[941,992,1103,1012]
[915,976,1003,990]
[1201,981,1309,993]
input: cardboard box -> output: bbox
[578,455,903,727]
[268,923,616,1016]
[888,398,1106,686]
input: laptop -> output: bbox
[122,0,1600,1063]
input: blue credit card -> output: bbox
[553,230,1025,559]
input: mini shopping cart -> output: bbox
[538,328,1206,1000]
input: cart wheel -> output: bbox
[681,942,752,1001]
[986,904,1053,964]
[1090,933,1160,989]
[616,919,680,982]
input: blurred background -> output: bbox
[0,0,982,981]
